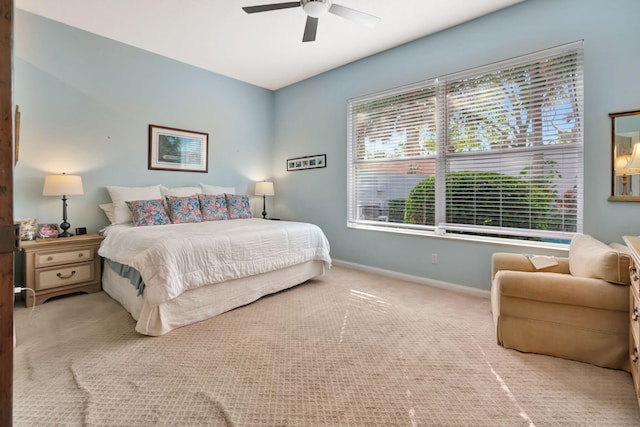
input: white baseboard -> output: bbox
[331,259,490,299]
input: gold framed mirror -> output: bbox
[609,109,640,201]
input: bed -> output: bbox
[98,218,331,336]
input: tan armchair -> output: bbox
[491,234,631,371]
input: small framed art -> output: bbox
[37,224,59,239]
[287,154,326,171]
[148,124,209,173]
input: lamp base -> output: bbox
[58,220,73,238]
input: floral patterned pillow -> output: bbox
[198,194,229,221]
[225,194,252,219]
[165,195,203,224]
[125,199,171,226]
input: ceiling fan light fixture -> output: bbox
[302,0,330,18]
[242,0,379,43]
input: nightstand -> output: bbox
[20,233,104,307]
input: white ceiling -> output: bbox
[16,0,524,90]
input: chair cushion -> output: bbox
[569,234,631,285]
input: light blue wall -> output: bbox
[14,0,640,293]
[14,10,275,233]
[272,0,640,290]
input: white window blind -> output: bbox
[347,42,583,243]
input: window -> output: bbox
[347,42,583,243]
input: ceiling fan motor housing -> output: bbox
[302,0,331,18]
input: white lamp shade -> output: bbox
[42,174,84,196]
[615,153,632,176]
[255,181,275,196]
[625,142,640,171]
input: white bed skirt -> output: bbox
[102,260,326,336]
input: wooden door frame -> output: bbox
[0,0,14,424]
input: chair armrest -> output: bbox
[491,252,570,280]
[494,270,628,311]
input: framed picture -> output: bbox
[148,125,209,173]
[37,224,59,239]
[287,154,327,171]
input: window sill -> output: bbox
[347,223,570,253]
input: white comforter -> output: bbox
[98,219,331,305]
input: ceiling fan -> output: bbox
[242,0,381,42]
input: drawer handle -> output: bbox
[47,256,53,261]
[633,347,639,363]
[634,306,640,322]
[631,266,639,282]
[78,253,84,258]
[56,270,76,280]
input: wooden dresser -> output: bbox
[20,233,104,307]
[623,236,640,407]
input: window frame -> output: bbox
[347,42,584,247]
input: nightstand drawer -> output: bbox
[35,248,93,268]
[35,263,94,291]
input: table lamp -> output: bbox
[255,181,275,219]
[42,173,84,237]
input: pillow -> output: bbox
[160,185,201,198]
[107,185,163,224]
[200,183,236,195]
[165,195,203,224]
[125,199,170,227]
[225,194,252,219]
[198,194,229,221]
[569,234,631,285]
[99,203,116,224]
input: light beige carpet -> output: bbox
[13,265,640,426]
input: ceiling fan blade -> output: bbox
[329,3,380,28]
[302,16,319,42]
[242,2,301,14]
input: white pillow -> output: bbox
[200,183,236,195]
[99,203,116,224]
[569,234,632,285]
[106,185,163,224]
[160,185,200,198]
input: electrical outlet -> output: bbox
[431,253,438,264]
